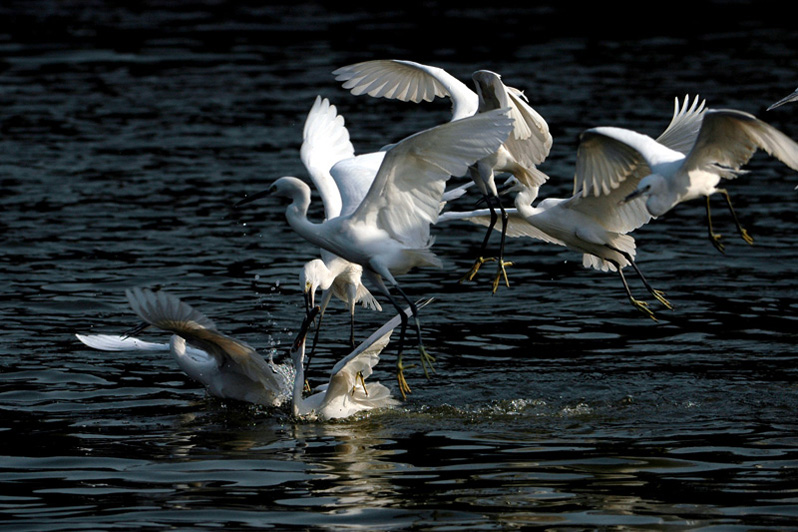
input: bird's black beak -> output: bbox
[234,187,272,209]
[620,188,643,206]
[768,90,798,111]
[121,321,150,339]
[292,305,320,350]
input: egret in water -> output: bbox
[587,108,798,253]
[236,104,515,398]
[76,287,414,420]
[768,87,798,111]
[333,59,553,291]
[440,96,709,320]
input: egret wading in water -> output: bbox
[333,59,553,292]
[440,96,709,320]
[236,103,515,398]
[582,107,798,253]
[76,288,413,420]
[768,87,798,111]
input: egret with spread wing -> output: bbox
[236,104,514,398]
[594,107,798,252]
[440,96,708,320]
[76,288,413,420]
[333,59,553,291]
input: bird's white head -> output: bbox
[623,174,671,216]
[299,259,331,308]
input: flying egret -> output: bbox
[296,96,382,354]
[236,106,515,398]
[76,288,414,420]
[768,87,798,111]
[333,59,553,291]
[439,96,710,320]
[582,108,798,253]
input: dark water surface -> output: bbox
[2,1,798,529]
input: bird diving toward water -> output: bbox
[767,87,798,111]
[440,95,708,321]
[579,102,798,253]
[76,287,414,420]
[333,59,553,292]
[235,100,514,398]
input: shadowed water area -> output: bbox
[2,1,798,529]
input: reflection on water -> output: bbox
[2,1,798,529]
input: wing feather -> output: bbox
[684,109,798,178]
[349,109,515,247]
[333,59,479,120]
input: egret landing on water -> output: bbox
[76,288,415,420]
[581,106,798,254]
[333,59,553,292]
[235,103,515,399]
[439,96,711,321]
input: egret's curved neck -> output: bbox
[284,188,328,251]
[513,186,540,218]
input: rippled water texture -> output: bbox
[2,1,798,529]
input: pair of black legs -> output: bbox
[460,193,512,293]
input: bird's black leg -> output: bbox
[460,194,497,282]
[491,199,513,293]
[607,245,672,310]
[706,195,725,253]
[380,283,436,400]
[718,188,754,245]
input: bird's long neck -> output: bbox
[513,186,540,218]
[284,190,329,251]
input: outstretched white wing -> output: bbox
[348,108,515,247]
[684,108,798,178]
[438,208,568,247]
[300,96,355,219]
[75,334,170,352]
[333,59,479,121]
[125,288,282,390]
[574,95,706,197]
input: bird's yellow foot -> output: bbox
[739,228,754,245]
[396,357,414,400]
[418,345,436,379]
[631,297,658,322]
[352,370,368,396]
[710,232,725,254]
[491,260,513,294]
[303,379,311,394]
[460,256,496,283]
[651,289,673,310]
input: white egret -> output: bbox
[768,87,798,111]
[236,106,515,398]
[76,288,415,420]
[439,96,710,320]
[333,59,553,291]
[296,96,382,353]
[582,108,798,253]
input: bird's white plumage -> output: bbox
[297,96,382,332]
[333,59,479,120]
[575,95,707,198]
[578,102,798,218]
[76,288,409,420]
